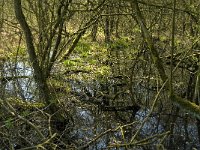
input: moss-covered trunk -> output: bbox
[132,0,200,119]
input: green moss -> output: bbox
[110,38,130,51]
[75,40,91,53]
[0,49,6,60]
[6,98,45,109]
[172,95,200,119]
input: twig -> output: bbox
[78,121,139,150]
[0,98,45,140]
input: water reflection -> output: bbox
[2,61,200,149]
[3,61,35,100]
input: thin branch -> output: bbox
[132,0,200,120]
[170,0,176,97]
[0,98,45,140]
[78,121,139,150]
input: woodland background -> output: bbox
[0,0,200,149]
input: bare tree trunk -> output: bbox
[115,14,120,38]
[91,22,98,41]
[132,0,200,119]
[13,1,70,138]
[104,5,111,43]
[0,59,5,99]
[14,0,49,103]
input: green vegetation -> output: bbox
[1,0,200,149]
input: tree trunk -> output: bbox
[104,5,111,43]
[91,22,98,41]
[13,0,70,137]
[14,0,49,103]
[132,0,200,119]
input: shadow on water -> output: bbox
[2,62,200,150]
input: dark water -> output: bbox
[2,61,200,150]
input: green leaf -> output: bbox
[4,118,13,128]
[64,60,77,66]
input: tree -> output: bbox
[1,0,200,149]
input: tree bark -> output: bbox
[14,0,49,102]
[132,0,200,119]
[104,5,111,43]
[13,0,66,120]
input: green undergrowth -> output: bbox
[63,37,134,81]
